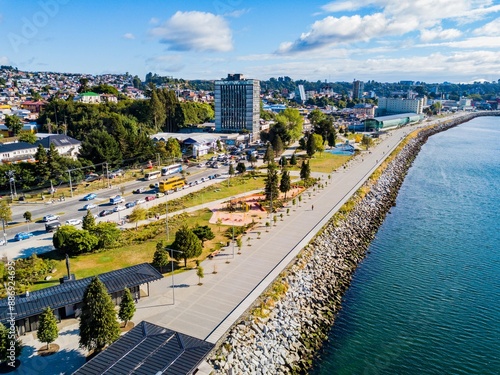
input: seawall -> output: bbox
[208,112,500,374]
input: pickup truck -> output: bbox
[109,195,125,205]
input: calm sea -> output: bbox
[310,116,500,375]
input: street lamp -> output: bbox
[6,171,16,201]
[165,247,182,305]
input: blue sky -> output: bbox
[1,0,500,83]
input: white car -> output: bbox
[66,219,82,226]
[43,214,59,222]
[113,205,126,212]
[83,203,97,210]
[135,198,146,205]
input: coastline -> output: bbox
[207,111,500,374]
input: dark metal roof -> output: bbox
[73,321,215,375]
[35,134,81,148]
[0,263,162,323]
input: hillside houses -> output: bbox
[0,134,81,164]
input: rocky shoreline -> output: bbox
[208,112,499,374]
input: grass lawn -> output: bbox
[287,153,352,174]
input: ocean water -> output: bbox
[310,117,500,375]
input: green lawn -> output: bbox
[287,153,352,174]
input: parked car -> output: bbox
[83,203,97,210]
[99,210,113,217]
[0,238,5,246]
[43,214,59,222]
[125,201,136,209]
[113,205,126,212]
[145,196,156,202]
[14,232,34,241]
[45,221,62,232]
[66,219,82,226]
[83,193,97,201]
[133,187,146,194]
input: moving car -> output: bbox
[43,214,59,222]
[110,195,125,204]
[66,219,82,226]
[155,192,165,198]
[113,205,126,212]
[45,221,61,232]
[145,196,155,202]
[99,210,113,217]
[14,232,34,241]
[83,203,97,210]
[83,193,97,201]
[135,198,146,205]
[133,187,146,194]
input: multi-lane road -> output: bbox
[2,163,234,259]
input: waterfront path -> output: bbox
[16,114,469,374]
[131,123,422,343]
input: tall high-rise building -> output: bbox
[215,74,260,136]
[353,80,364,99]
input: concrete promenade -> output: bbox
[15,114,469,374]
[131,123,419,344]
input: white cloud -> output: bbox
[150,11,233,52]
[281,0,500,54]
[0,56,9,65]
[278,13,390,53]
[122,33,135,40]
[474,17,500,35]
[420,27,462,42]
[149,17,159,25]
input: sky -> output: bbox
[1,0,500,83]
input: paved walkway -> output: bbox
[15,115,465,374]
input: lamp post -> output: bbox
[6,171,16,201]
[165,247,183,305]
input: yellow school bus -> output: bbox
[158,176,186,193]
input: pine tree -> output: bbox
[82,210,96,231]
[263,143,274,164]
[280,169,291,199]
[290,153,297,165]
[152,246,169,273]
[273,135,284,157]
[171,226,203,268]
[265,163,280,202]
[300,160,311,180]
[37,307,59,350]
[79,276,120,353]
[118,288,136,328]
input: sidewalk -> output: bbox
[16,118,450,374]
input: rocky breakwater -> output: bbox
[208,114,493,374]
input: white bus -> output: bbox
[144,170,161,180]
[161,163,183,176]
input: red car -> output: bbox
[145,196,156,202]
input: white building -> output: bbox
[377,97,426,115]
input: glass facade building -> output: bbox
[215,74,260,137]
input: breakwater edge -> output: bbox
[208,111,500,374]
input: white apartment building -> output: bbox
[377,97,426,115]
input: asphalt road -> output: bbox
[1,164,237,259]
